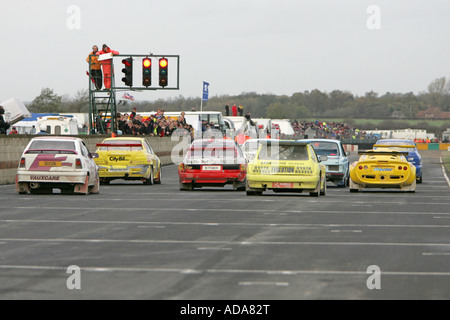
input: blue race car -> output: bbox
[298,139,350,187]
[374,139,422,183]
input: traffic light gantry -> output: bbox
[115,54,179,90]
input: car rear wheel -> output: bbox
[74,176,90,195]
[320,181,327,196]
[89,174,100,194]
[309,180,321,197]
[154,167,162,184]
[234,180,246,191]
[144,166,154,185]
[179,181,194,191]
[245,180,262,196]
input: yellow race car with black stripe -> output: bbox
[94,137,161,185]
[349,145,416,192]
[246,140,327,196]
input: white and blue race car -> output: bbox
[298,139,350,187]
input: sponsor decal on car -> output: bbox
[109,156,128,162]
[272,182,294,188]
[252,166,313,174]
[373,167,393,172]
[30,155,72,171]
[30,175,60,181]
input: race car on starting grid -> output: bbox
[349,144,416,193]
[374,139,423,183]
[94,137,161,185]
[15,136,99,195]
[245,140,327,196]
[178,139,247,191]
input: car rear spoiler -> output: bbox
[96,143,142,147]
[25,149,78,154]
[373,145,414,148]
[263,140,309,146]
[358,150,409,156]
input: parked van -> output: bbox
[36,116,79,135]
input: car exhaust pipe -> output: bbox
[29,182,41,189]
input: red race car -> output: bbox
[178,139,246,191]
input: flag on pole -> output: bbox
[122,92,135,101]
[202,81,210,102]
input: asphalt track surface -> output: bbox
[0,151,449,300]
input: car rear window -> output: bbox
[188,147,238,159]
[259,144,308,161]
[27,140,77,154]
[310,142,340,156]
[374,141,416,152]
[187,140,238,159]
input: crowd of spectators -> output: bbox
[104,108,195,138]
[291,120,376,140]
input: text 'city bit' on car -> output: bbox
[349,145,416,193]
[178,139,247,191]
[94,137,161,185]
[245,140,327,196]
[15,136,100,195]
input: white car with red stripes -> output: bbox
[15,136,99,195]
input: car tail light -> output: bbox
[75,159,83,169]
[240,164,246,172]
[358,165,363,170]
[398,166,403,170]
[19,157,26,169]
[403,166,408,171]
[178,163,185,172]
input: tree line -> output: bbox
[28,77,450,121]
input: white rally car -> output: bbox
[15,137,100,195]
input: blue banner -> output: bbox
[202,81,210,101]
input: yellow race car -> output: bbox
[349,145,416,192]
[246,140,327,196]
[94,137,161,185]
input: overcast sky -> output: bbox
[1,0,449,104]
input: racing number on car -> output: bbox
[295,166,313,174]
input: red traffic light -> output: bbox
[121,57,133,87]
[122,59,132,67]
[159,58,168,68]
[143,58,151,68]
